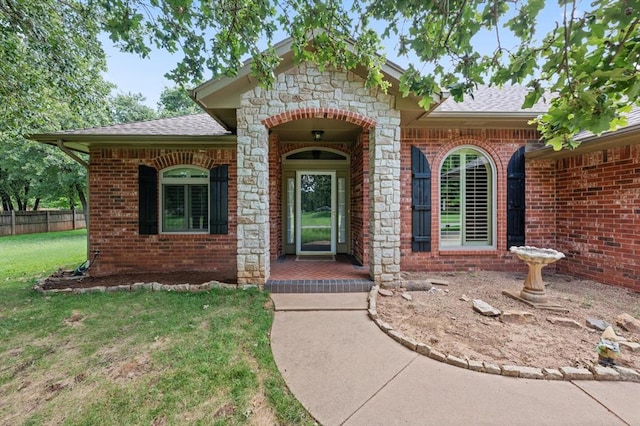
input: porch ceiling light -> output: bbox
[311,130,325,141]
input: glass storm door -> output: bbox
[296,171,336,254]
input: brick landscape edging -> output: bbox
[367,286,640,382]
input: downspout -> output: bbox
[56,139,90,261]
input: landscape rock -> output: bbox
[403,281,433,291]
[546,316,583,329]
[619,341,640,352]
[542,368,564,380]
[501,365,521,377]
[483,362,502,375]
[427,287,446,295]
[472,299,501,317]
[459,294,470,302]
[401,293,413,301]
[613,366,640,382]
[151,282,163,291]
[514,366,545,379]
[501,310,536,324]
[430,278,450,286]
[416,343,431,356]
[590,365,620,381]
[378,288,394,297]
[559,366,594,380]
[616,313,640,333]
[375,319,393,332]
[468,360,484,372]
[428,349,447,362]
[446,355,469,369]
[586,318,610,331]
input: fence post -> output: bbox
[11,210,15,235]
[72,209,76,230]
[46,211,51,233]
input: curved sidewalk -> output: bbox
[270,293,640,426]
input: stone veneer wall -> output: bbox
[88,148,237,279]
[553,144,640,291]
[237,62,401,286]
[400,128,541,273]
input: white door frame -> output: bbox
[296,170,336,255]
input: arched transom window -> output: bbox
[440,147,495,249]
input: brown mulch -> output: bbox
[38,269,236,290]
[377,270,640,370]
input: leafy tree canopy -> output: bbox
[157,86,202,117]
[99,0,639,150]
[109,92,158,124]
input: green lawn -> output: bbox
[0,231,312,425]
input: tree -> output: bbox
[99,0,638,150]
[1,0,113,212]
[109,92,157,124]
[157,86,202,117]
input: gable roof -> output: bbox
[29,113,234,154]
[190,37,444,130]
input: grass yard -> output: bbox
[0,231,313,425]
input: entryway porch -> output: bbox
[266,254,373,293]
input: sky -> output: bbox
[100,4,565,108]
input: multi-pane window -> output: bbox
[440,147,494,248]
[161,167,209,233]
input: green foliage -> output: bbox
[109,92,158,124]
[97,0,638,149]
[157,86,202,117]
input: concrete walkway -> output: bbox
[270,293,640,426]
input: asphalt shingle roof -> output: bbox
[57,113,229,136]
[434,85,549,113]
[574,106,640,141]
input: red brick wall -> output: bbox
[554,145,640,291]
[351,131,369,266]
[88,148,237,280]
[400,128,538,273]
[269,133,283,259]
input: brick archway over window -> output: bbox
[261,107,377,129]
[151,151,217,170]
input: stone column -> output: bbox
[369,118,401,288]
[236,115,270,286]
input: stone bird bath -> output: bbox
[504,246,566,308]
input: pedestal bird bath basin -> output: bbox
[508,246,565,304]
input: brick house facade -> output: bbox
[32,40,639,292]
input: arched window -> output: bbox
[440,147,495,249]
[160,166,209,233]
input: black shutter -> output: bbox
[507,147,526,249]
[210,165,228,234]
[138,165,158,235]
[411,146,432,252]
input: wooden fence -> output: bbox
[0,210,86,237]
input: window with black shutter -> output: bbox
[209,165,228,234]
[411,146,432,252]
[138,165,158,235]
[507,146,526,249]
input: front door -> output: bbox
[296,171,336,255]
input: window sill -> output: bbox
[438,248,500,256]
